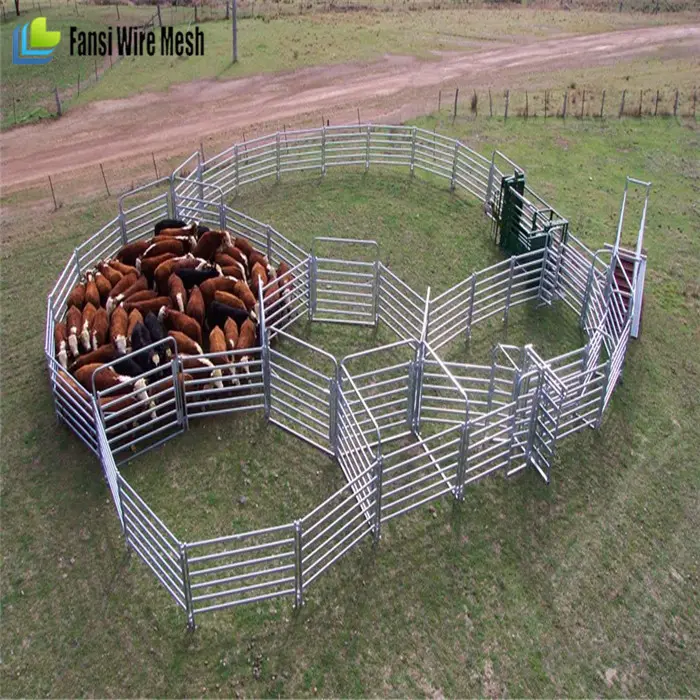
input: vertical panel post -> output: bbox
[465,272,476,341]
[266,225,273,262]
[365,125,370,171]
[410,126,417,176]
[450,141,459,191]
[537,245,550,306]
[321,127,327,176]
[372,259,380,327]
[484,151,496,214]
[455,422,469,501]
[580,263,595,329]
[503,256,516,327]
[179,543,195,629]
[196,153,204,201]
[294,520,303,608]
[372,456,383,543]
[233,144,240,195]
[595,359,612,428]
[275,131,281,183]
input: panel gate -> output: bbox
[527,368,564,484]
[310,237,379,327]
[267,330,338,456]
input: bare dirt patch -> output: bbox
[1,24,697,192]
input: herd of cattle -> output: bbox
[54,219,293,407]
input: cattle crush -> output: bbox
[45,124,651,628]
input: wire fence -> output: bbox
[44,124,647,627]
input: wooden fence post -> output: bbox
[693,91,697,118]
[654,90,659,116]
[157,3,162,27]
[544,90,548,120]
[580,89,585,118]
[452,88,459,124]
[504,90,509,121]
[100,164,111,196]
[638,89,643,117]
[525,90,528,119]
[152,152,159,178]
[673,89,679,117]
[48,176,58,210]
[600,89,606,119]
[116,3,120,20]
[562,91,567,119]
[489,89,493,118]
[619,89,626,118]
[438,90,441,112]
[54,87,62,116]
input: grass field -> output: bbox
[1,115,699,696]
[2,3,697,128]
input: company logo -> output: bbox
[12,17,61,65]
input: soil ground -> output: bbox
[1,23,698,191]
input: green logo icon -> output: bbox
[12,16,61,65]
[29,17,61,49]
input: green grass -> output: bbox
[3,4,696,128]
[1,116,699,696]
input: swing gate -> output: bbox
[310,237,380,327]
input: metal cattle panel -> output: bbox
[268,330,337,455]
[93,338,186,464]
[185,523,297,620]
[527,368,564,484]
[310,237,379,327]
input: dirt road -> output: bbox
[2,24,698,188]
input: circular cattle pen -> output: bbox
[45,124,651,628]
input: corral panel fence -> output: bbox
[310,237,379,327]
[117,474,187,612]
[268,329,338,456]
[44,125,649,627]
[184,524,297,624]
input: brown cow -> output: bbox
[116,240,150,266]
[85,273,100,308]
[224,317,239,352]
[127,309,144,340]
[136,251,176,279]
[209,326,228,388]
[167,330,203,356]
[72,343,118,370]
[220,245,249,270]
[200,276,238,307]
[107,272,138,300]
[123,296,172,316]
[214,290,247,313]
[168,273,188,313]
[235,318,258,379]
[251,262,268,291]
[97,262,122,287]
[54,322,68,369]
[66,305,82,358]
[108,260,139,277]
[159,307,202,346]
[144,238,188,259]
[125,289,158,304]
[66,282,86,310]
[109,305,128,355]
[234,236,254,258]
[186,285,205,328]
[74,363,149,407]
[91,308,109,350]
[94,272,112,304]
[219,265,245,280]
[193,230,231,261]
[80,302,97,352]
